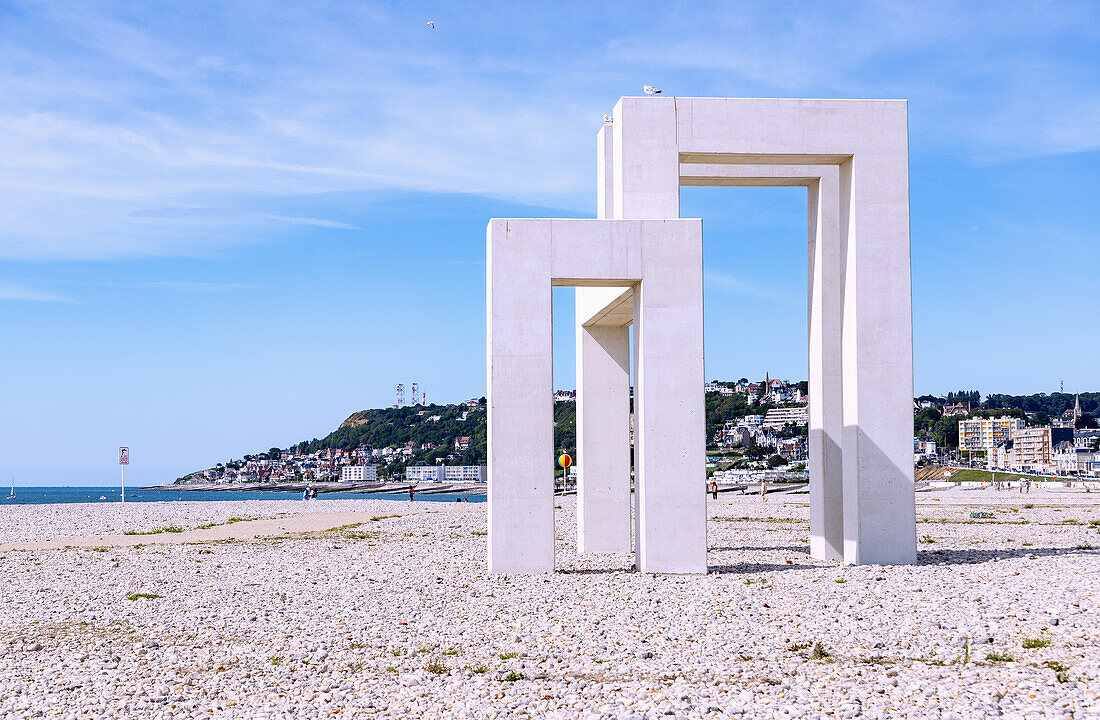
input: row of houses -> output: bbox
[705,376,805,406]
[956,416,1100,476]
[196,431,482,484]
[338,464,487,483]
[713,407,809,460]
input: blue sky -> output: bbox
[2,1,1098,485]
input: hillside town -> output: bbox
[178,380,1100,486]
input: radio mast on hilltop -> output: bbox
[395,383,405,407]
[411,382,419,408]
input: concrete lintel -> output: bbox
[679,163,834,187]
[579,286,633,328]
[679,153,852,166]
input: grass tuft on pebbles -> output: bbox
[123,525,183,536]
[1044,661,1070,683]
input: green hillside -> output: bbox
[299,400,576,477]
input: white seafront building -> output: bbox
[407,465,487,483]
[406,465,446,483]
[444,465,487,483]
[340,465,378,483]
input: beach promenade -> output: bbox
[1,491,1099,719]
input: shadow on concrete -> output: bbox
[919,546,1100,566]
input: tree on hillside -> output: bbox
[914,408,942,436]
[553,401,576,462]
[1077,414,1099,430]
[946,390,981,405]
[931,414,963,449]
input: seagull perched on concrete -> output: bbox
[426,20,435,28]
[603,114,613,123]
[643,84,661,95]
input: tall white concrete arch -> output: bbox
[489,97,916,573]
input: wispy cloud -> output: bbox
[139,281,258,293]
[0,282,72,302]
[1,1,1096,260]
[704,271,797,305]
[256,214,359,230]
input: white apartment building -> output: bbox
[958,416,1025,453]
[444,465,487,483]
[341,465,378,483]
[406,465,446,483]
[1012,427,1056,472]
[762,406,809,429]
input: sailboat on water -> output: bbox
[6,478,14,500]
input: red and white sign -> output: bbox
[119,447,130,465]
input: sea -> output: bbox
[0,487,486,505]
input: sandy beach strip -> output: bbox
[0,507,461,552]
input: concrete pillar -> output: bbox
[596,121,614,220]
[807,170,845,561]
[573,121,634,554]
[612,96,679,220]
[576,290,631,553]
[613,98,705,573]
[632,221,707,573]
[840,157,917,565]
[486,219,555,573]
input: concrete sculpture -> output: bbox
[487,97,917,573]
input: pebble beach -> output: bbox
[2,489,1099,719]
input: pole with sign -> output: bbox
[119,447,129,502]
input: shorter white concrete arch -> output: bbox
[488,218,705,574]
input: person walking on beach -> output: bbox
[710,481,718,500]
[409,485,415,502]
[761,479,768,503]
